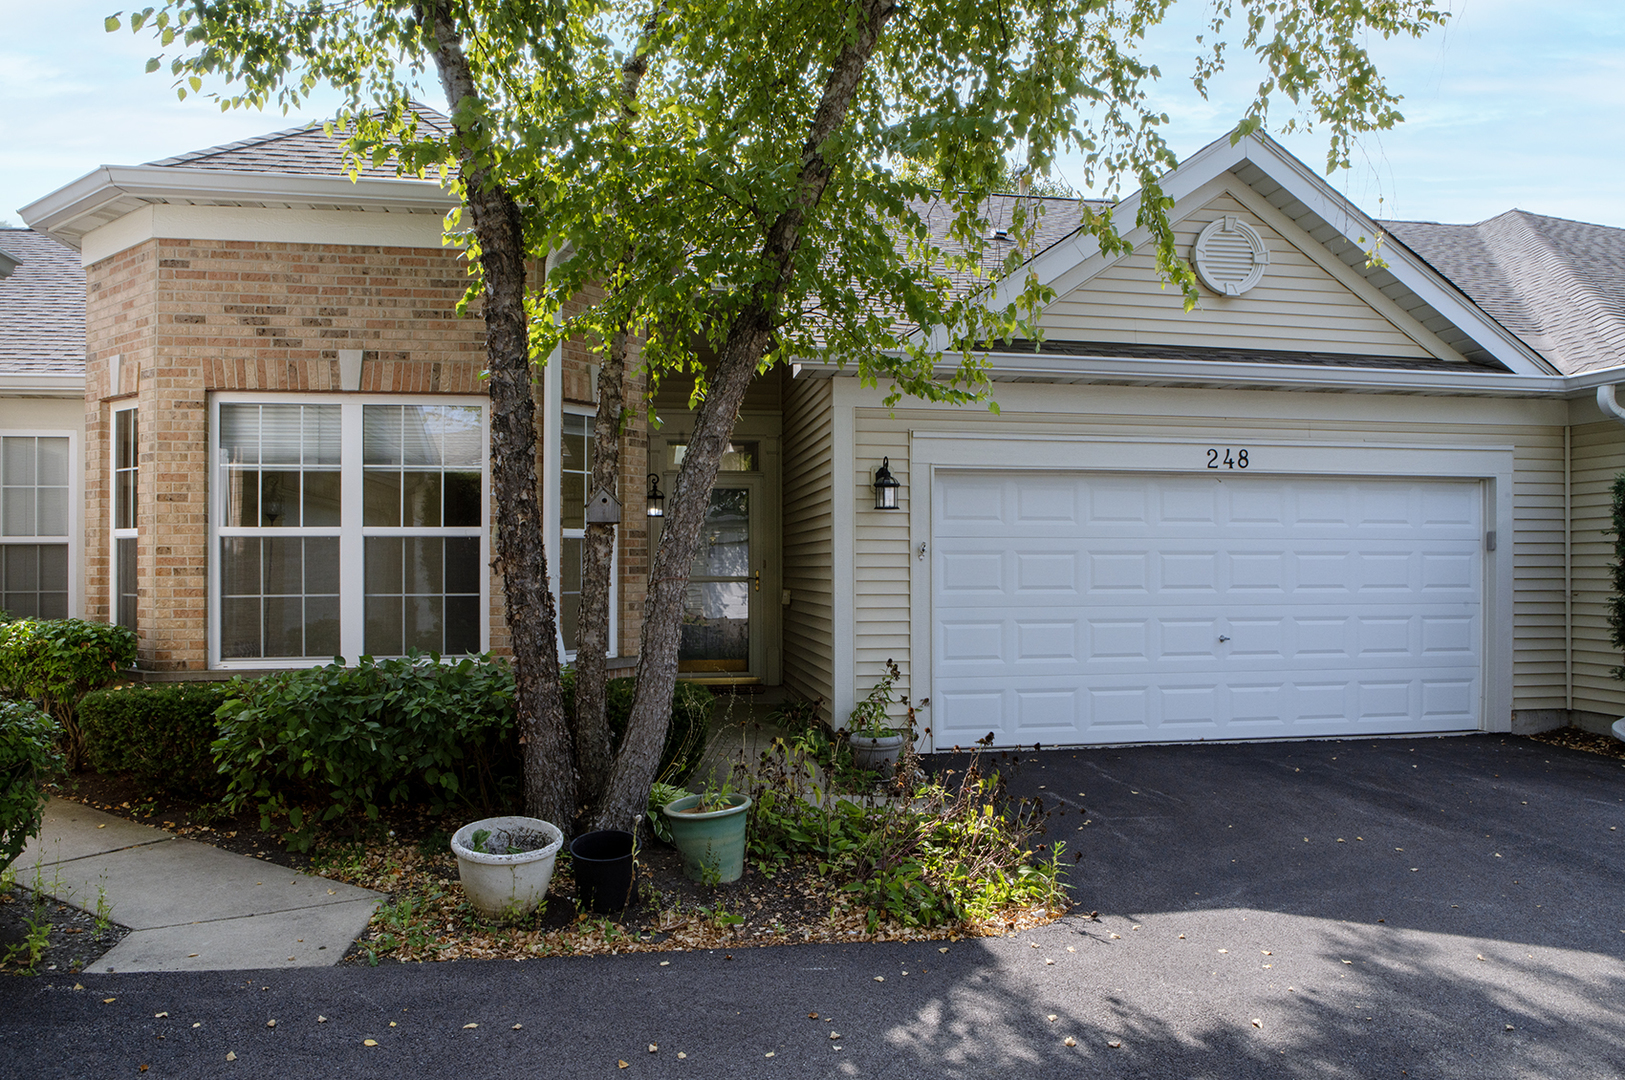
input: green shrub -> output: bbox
[0,699,63,870]
[81,682,237,797]
[0,618,137,770]
[213,653,519,849]
[560,670,713,785]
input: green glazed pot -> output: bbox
[662,793,753,883]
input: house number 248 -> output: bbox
[1206,448,1249,469]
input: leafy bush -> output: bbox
[1609,473,1625,679]
[0,699,63,870]
[213,653,519,849]
[560,669,713,785]
[741,739,1066,931]
[0,619,137,770]
[80,682,237,796]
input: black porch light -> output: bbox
[646,473,666,518]
[872,457,901,510]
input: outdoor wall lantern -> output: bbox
[872,457,901,510]
[646,473,666,518]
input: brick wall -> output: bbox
[85,236,648,670]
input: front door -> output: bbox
[679,480,765,678]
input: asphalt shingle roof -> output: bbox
[0,229,85,376]
[1385,210,1625,375]
[145,104,451,179]
[132,109,1625,379]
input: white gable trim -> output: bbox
[937,134,1553,378]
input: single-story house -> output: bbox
[15,117,1625,749]
[0,227,88,620]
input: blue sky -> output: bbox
[4,0,1622,229]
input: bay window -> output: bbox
[211,396,487,666]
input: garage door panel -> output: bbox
[933,471,1482,746]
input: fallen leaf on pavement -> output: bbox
[939,948,948,954]
[317,1017,327,1023]
[1063,1037,1076,1047]
[463,1023,479,1029]
[649,1044,658,1053]
[1252,1019,1262,1028]
[154,1012,168,1019]
[808,1013,818,1019]
[874,976,884,982]
[1108,1040,1122,1049]
[363,1040,377,1047]
[618,1061,629,1069]
[226,1052,237,1062]
[677,1052,687,1060]
[103,998,116,1004]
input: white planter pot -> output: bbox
[1612,717,1625,744]
[849,731,907,775]
[451,816,564,919]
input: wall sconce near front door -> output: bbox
[646,473,666,518]
[872,457,901,510]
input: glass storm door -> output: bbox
[679,484,755,674]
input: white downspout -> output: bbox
[541,250,566,662]
[1597,383,1625,425]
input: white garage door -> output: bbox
[932,471,1482,747]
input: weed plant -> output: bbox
[738,734,1066,931]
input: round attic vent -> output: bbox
[1193,216,1270,297]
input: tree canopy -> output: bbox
[113,0,1448,831]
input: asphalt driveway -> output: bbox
[4,733,1622,1079]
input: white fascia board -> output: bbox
[21,165,456,249]
[1231,137,1554,377]
[801,349,1567,397]
[926,133,1554,379]
[0,373,86,397]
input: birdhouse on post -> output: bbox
[585,485,622,525]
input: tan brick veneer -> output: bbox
[85,238,646,671]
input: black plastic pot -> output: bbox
[569,829,636,915]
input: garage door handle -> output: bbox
[1218,635,1231,643]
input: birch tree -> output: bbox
[115,0,1447,832]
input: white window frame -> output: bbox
[558,403,617,662]
[207,392,491,669]
[0,428,79,620]
[109,405,137,631]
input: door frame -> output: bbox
[652,417,782,685]
[909,431,1514,752]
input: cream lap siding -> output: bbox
[853,418,912,727]
[781,376,836,719]
[1568,421,1625,717]
[849,385,1566,742]
[1511,435,1569,713]
[1039,193,1437,359]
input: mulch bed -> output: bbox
[1525,724,1625,761]
[0,885,130,976]
[4,769,1065,973]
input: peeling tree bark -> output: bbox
[422,0,576,831]
[590,0,900,832]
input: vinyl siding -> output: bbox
[1569,420,1625,716]
[780,375,835,718]
[1039,192,1439,360]
[845,383,1567,733]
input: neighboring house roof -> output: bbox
[145,103,453,179]
[0,229,85,377]
[1385,211,1625,376]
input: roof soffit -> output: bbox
[20,165,456,250]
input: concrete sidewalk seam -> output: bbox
[19,836,176,867]
[134,896,383,931]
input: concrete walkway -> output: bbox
[14,799,381,974]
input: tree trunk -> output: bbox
[571,327,629,815]
[572,5,665,820]
[423,0,576,831]
[590,0,900,832]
